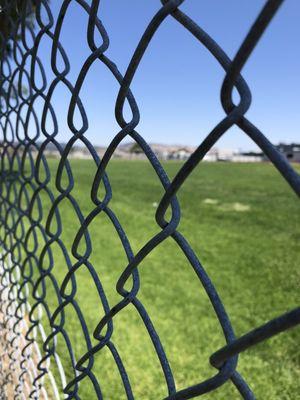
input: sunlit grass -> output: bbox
[23,160,300,399]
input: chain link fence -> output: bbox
[0,0,299,399]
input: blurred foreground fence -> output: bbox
[0,0,299,399]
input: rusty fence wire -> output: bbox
[0,0,299,399]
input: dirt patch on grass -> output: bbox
[203,199,250,212]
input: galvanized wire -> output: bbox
[0,0,299,399]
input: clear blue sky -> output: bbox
[39,1,300,151]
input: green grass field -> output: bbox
[27,160,300,399]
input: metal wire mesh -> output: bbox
[0,0,299,399]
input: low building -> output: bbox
[276,143,300,163]
[232,151,263,163]
[217,148,236,162]
[204,148,263,162]
[168,148,193,160]
[203,148,218,162]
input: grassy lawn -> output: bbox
[21,160,300,399]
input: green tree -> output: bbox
[130,142,143,154]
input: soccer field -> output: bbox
[33,160,299,399]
